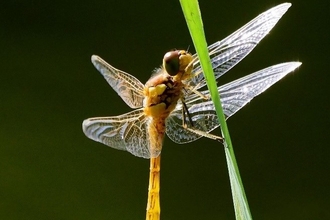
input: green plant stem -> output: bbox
[179,0,252,219]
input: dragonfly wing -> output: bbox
[188,3,292,90]
[166,108,219,144]
[166,110,199,144]
[168,62,301,143]
[91,55,145,109]
[82,109,151,159]
[219,62,301,118]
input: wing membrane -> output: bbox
[166,110,219,144]
[187,3,292,90]
[166,62,301,143]
[82,109,151,158]
[91,55,144,109]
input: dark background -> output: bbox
[1,0,329,219]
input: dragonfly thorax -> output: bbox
[143,69,182,119]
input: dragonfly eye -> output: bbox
[163,51,180,75]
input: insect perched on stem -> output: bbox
[82,3,301,220]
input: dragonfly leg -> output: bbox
[180,97,223,143]
[181,98,194,127]
[183,126,223,142]
[184,84,210,100]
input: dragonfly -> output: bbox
[82,3,300,220]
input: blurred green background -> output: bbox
[1,0,329,219]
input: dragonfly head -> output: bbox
[163,50,193,80]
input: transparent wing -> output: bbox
[82,109,151,158]
[186,3,292,90]
[166,111,219,144]
[166,62,301,144]
[91,55,145,109]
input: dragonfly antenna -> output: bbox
[186,45,191,53]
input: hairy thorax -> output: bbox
[143,69,183,120]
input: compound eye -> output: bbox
[163,51,180,75]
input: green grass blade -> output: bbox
[179,0,252,219]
